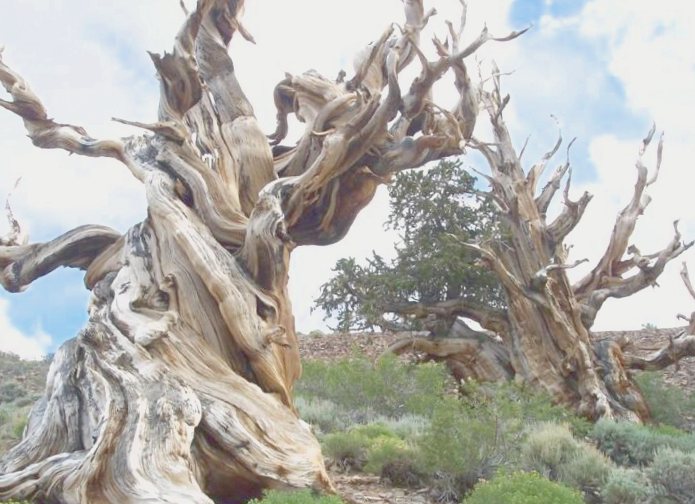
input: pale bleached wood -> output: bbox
[0,1,529,501]
[381,38,691,423]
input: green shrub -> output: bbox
[322,430,371,471]
[379,457,427,488]
[372,414,429,439]
[522,423,612,499]
[296,355,446,422]
[11,417,26,440]
[0,404,32,452]
[522,423,580,480]
[590,419,695,466]
[294,396,346,434]
[635,371,695,430]
[601,468,652,504]
[248,489,343,504]
[647,447,695,503]
[363,436,413,473]
[0,383,26,403]
[322,423,411,472]
[559,446,612,499]
[459,381,591,437]
[463,471,584,504]
[416,396,521,500]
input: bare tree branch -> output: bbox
[622,332,695,371]
[0,225,121,292]
[535,138,576,216]
[0,49,128,165]
[382,297,509,335]
[574,128,665,297]
[580,222,693,322]
[382,332,514,382]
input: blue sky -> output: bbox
[1,0,694,358]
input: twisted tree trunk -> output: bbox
[0,1,523,501]
[384,79,694,421]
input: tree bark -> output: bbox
[383,78,693,421]
[0,1,525,501]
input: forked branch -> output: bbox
[574,127,670,297]
[0,49,127,165]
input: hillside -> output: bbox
[0,329,692,503]
[0,352,50,452]
[299,327,695,389]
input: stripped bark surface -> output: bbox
[383,83,693,421]
[0,1,527,502]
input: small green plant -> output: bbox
[322,423,409,472]
[294,396,346,434]
[322,430,372,471]
[559,445,612,499]
[647,447,695,503]
[372,414,429,439]
[11,417,26,439]
[459,381,591,437]
[635,371,695,430]
[601,468,652,504]
[522,422,612,498]
[248,489,343,504]
[590,419,695,466]
[363,436,413,474]
[522,423,580,480]
[463,471,584,504]
[0,404,32,452]
[416,395,521,500]
[0,382,26,404]
[296,355,446,422]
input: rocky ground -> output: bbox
[330,472,432,504]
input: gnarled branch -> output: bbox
[0,49,129,169]
[0,225,121,293]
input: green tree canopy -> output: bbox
[314,159,503,333]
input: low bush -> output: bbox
[371,414,429,439]
[601,467,652,504]
[296,356,593,500]
[522,423,612,500]
[0,383,26,404]
[559,446,612,501]
[522,423,579,480]
[0,404,32,452]
[463,471,584,504]
[248,489,343,504]
[647,447,695,503]
[322,423,416,474]
[415,393,535,500]
[296,355,446,422]
[363,436,413,474]
[294,396,346,434]
[459,381,591,437]
[635,371,695,430]
[590,419,695,466]
[322,430,372,471]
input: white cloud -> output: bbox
[0,298,52,360]
[2,0,692,337]
[555,0,695,329]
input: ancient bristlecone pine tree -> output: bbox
[0,1,529,502]
[384,87,695,421]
